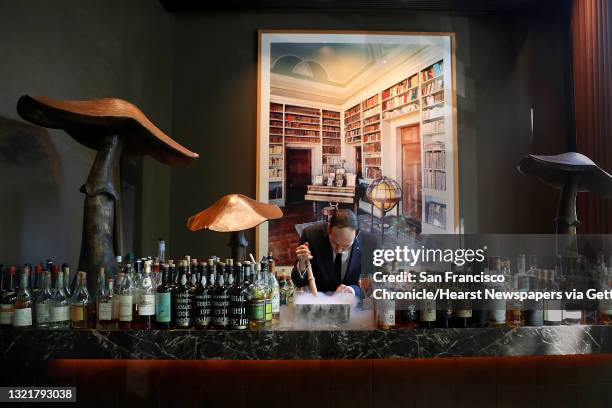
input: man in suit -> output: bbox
[291,209,376,298]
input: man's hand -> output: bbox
[335,284,355,296]
[296,242,313,271]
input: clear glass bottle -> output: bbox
[247,263,267,330]
[62,264,72,298]
[13,269,33,328]
[0,266,17,327]
[70,272,93,328]
[49,269,70,329]
[138,261,155,330]
[34,270,53,328]
[118,271,135,329]
[96,268,114,330]
[112,273,124,325]
[266,256,281,324]
[260,261,273,327]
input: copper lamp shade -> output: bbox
[187,194,283,261]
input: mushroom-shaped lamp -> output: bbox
[187,194,282,261]
[518,152,612,235]
[17,95,199,293]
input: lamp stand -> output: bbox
[229,230,248,262]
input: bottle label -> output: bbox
[71,305,84,322]
[139,294,155,316]
[35,303,50,324]
[598,300,612,315]
[0,304,14,325]
[456,309,472,318]
[563,310,582,320]
[379,309,395,326]
[489,309,506,323]
[229,294,248,329]
[13,308,32,326]
[195,291,211,326]
[50,305,69,322]
[265,300,272,321]
[174,291,192,327]
[119,295,133,321]
[271,289,280,313]
[112,297,120,320]
[544,309,562,322]
[155,293,171,323]
[97,302,112,321]
[420,300,436,322]
[213,292,229,327]
[248,299,266,322]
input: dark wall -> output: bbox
[170,6,572,257]
[0,0,175,266]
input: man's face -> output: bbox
[328,225,356,253]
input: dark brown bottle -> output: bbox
[155,264,173,329]
[173,261,192,329]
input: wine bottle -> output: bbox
[156,264,173,329]
[138,262,155,330]
[13,268,33,328]
[70,272,93,329]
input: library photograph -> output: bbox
[260,32,456,265]
[3,0,612,407]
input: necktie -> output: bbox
[334,253,342,284]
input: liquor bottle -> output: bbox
[419,298,437,328]
[266,256,281,324]
[154,264,171,329]
[229,263,248,330]
[138,262,155,329]
[117,271,135,329]
[260,261,273,327]
[524,273,544,326]
[112,273,124,324]
[62,264,72,298]
[0,266,17,327]
[173,261,192,328]
[247,263,267,329]
[562,257,582,325]
[597,254,612,324]
[96,268,114,329]
[243,261,252,288]
[194,271,210,329]
[70,272,93,328]
[49,269,70,329]
[34,271,53,328]
[213,269,229,329]
[157,239,166,263]
[13,269,33,328]
[488,258,507,327]
[32,264,43,299]
[543,269,562,326]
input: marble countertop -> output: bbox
[1,325,611,360]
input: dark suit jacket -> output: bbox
[291,222,377,298]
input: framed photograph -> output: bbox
[257,31,458,265]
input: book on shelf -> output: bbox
[270,102,283,113]
[323,131,340,138]
[285,136,319,144]
[322,125,340,133]
[425,200,446,229]
[285,129,319,137]
[269,145,283,155]
[424,141,446,151]
[422,78,444,96]
[270,120,283,127]
[422,93,444,108]
[285,105,320,116]
[269,157,283,167]
[345,128,360,138]
[268,182,283,200]
[322,119,340,126]
[424,169,446,190]
[268,168,283,178]
[363,141,381,154]
[422,119,445,134]
[382,74,418,101]
[322,110,341,120]
[422,61,443,82]
[269,129,283,136]
[363,105,381,118]
[382,89,418,111]
[382,102,419,120]
[364,157,381,166]
[284,114,320,124]
[422,106,445,120]
[345,120,361,131]
[363,115,380,126]
[270,112,283,120]
[270,135,283,144]
[364,132,381,143]
[344,104,360,118]
[322,138,341,146]
[424,151,446,170]
[362,94,379,110]
[363,123,380,134]
[285,121,320,130]
[323,156,342,165]
[323,146,341,155]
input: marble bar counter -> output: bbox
[1,325,612,360]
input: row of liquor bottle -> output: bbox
[0,253,297,330]
[373,254,612,329]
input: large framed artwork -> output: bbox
[257,31,458,266]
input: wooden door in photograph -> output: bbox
[286,148,312,204]
[400,125,421,221]
[354,146,362,179]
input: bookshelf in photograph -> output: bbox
[284,104,321,144]
[362,94,382,180]
[419,59,451,233]
[269,102,285,205]
[322,109,342,174]
[381,73,419,120]
[344,103,361,144]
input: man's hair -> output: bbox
[329,209,358,230]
